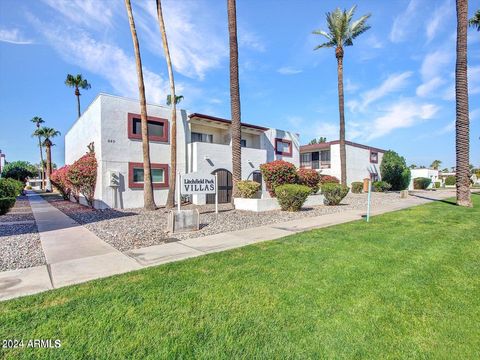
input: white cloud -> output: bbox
[416,77,446,97]
[350,71,413,111]
[390,0,420,43]
[277,66,302,75]
[312,122,338,141]
[426,0,452,43]
[345,79,360,93]
[365,34,383,49]
[420,49,452,80]
[239,28,266,52]
[0,28,33,44]
[366,99,439,140]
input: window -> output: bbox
[300,153,311,168]
[275,138,292,157]
[128,113,169,142]
[128,162,169,189]
[370,151,378,164]
[240,139,247,148]
[191,132,213,143]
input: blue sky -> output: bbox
[0,0,479,170]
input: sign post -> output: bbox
[177,172,181,211]
[215,172,218,215]
[366,179,372,222]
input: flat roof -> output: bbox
[188,113,269,132]
[300,140,386,153]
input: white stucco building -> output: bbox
[65,93,299,209]
[299,141,385,185]
[408,168,440,190]
[0,150,5,177]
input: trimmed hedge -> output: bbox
[351,182,363,194]
[322,183,349,206]
[445,175,456,186]
[236,180,261,198]
[260,160,297,197]
[0,197,16,215]
[0,178,23,198]
[275,184,311,211]
[297,168,320,194]
[372,181,391,192]
[413,177,432,190]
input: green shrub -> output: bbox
[26,185,32,190]
[297,168,320,193]
[236,180,261,198]
[1,161,37,182]
[434,181,440,188]
[372,181,391,192]
[321,183,349,206]
[0,197,16,215]
[413,177,432,190]
[0,178,23,198]
[351,182,363,193]
[445,175,456,186]
[380,150,411,190]
[260,160,297,197]
[275,184,311,211]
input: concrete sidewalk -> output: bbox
[0,190,461,301]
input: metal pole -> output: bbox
[177,172,181,212]
[215,173,218,215]
[366,179,372,222]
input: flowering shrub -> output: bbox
[51,165,72,200]
[236,180,261,198]
[318,175,340,186]
[67,152,97,207]
[297,168,320,194]
[260,160,297,197]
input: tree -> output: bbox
[227,0,242,199]
[409,164,417,169]
[430,160,442,169]
[1,161,37,182]
[380,150,411,191]
[313,6,371,186]
[124,0,156,210]
[34,127,60,191]
[30,116,45,189]
[157,0,178,209]
[441,167,449,173]
[455,0,472,207]
[308,137,327,145]
[65,74,91,118]
[469,9,480,30]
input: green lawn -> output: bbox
[1,195,479,359]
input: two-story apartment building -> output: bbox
[65,93,299,209]
[300,140,385,186]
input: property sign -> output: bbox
[181,172,216,195]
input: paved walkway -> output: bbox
[0,190,462,301]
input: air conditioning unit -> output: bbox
[108,171,120,187]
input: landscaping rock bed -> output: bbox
[42,192,405,252]
[0,195,46,271]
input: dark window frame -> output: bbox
[127,113,169,143]
[275,138,292,157]
[370,150,378,164]
[128,162,169,189]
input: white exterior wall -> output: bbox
[409,169,439,190]
[0,155,5,178]
[263,129,300,167]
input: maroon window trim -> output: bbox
[370,150,378,164]
[275,138,292,157]
[128,162,169,189]
[127,113,169,142]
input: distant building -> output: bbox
[409,168,439,190]
[0,150,5,177]
[300,141,385,185]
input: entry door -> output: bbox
[206,169,232,204]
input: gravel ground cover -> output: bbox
[0,195,46,271]
[42,192,406,252]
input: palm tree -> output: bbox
[30,116,45,189]
[227,0,242,198]
[65,74,91,118]
[313,6,371,186]
[430,160,442,170]
[469,9,480,30]
[124,0,156,211]
[157,0,178,209]
[409,164,417,169]
[455,0,472,207]
[34,127,60,192]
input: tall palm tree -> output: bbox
[430,160,442,170]
[313,6,371,186]
[124,0,156,211]
[30,116,45,189]
[455,0,472,207]
[34,127,60,192]
[157,0,178,209]
[65,74,91,118]
[227,0,242,198]
[166,95,184,105]
[469,9,480,30]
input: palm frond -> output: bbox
[313,41,336,50]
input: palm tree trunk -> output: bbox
[336,46,347,186]
[125,0,156,211]
[455,0,472,207]
[156,0,176,209]
[37,136,45,190]
[75,87,81,118]
[227,0,242,200]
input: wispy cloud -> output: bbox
[390,0,420,43]
[416,48,452,98]
[239,28,266,52]
[0,28,33,45]
[277,66,302,75]
[416,77,446,97]
[348,71,413,111]
[426,0,453,43]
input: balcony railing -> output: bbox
[300,161,331,169]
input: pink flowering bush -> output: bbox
[297,168,320,193]
[67,152,97,207]
[260,160,298,197]
[50,165,72,200]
